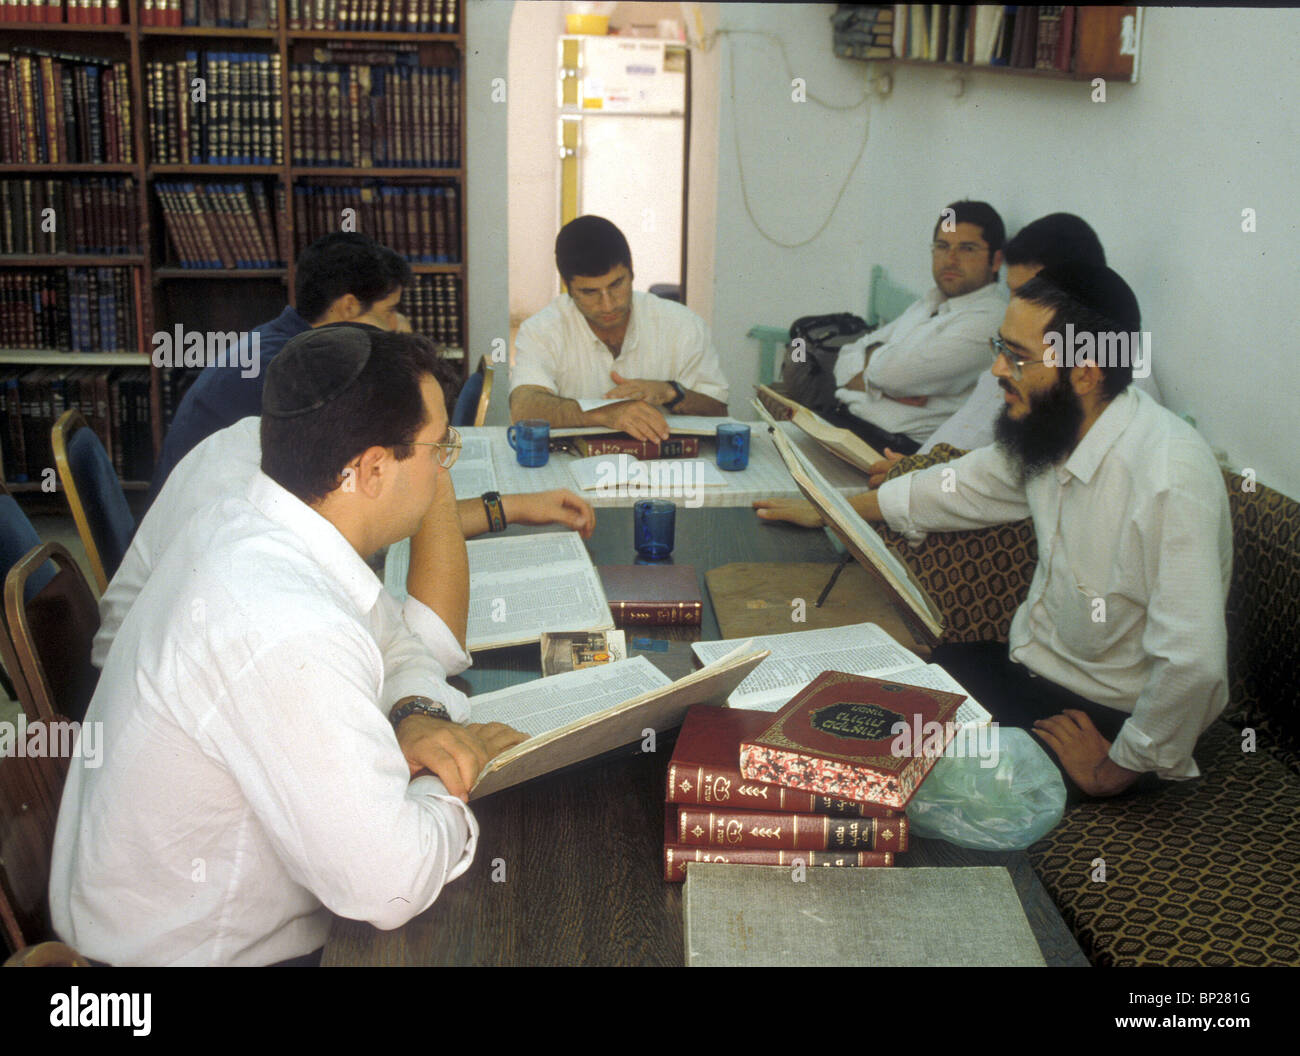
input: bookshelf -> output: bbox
[0,0,469,494]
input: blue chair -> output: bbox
[0,481,56,713]
[451,358,493,428]
[52,410,134,593]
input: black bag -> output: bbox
[779,313,872,416]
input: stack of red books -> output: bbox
[663,672,966,881]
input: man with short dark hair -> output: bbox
[148,232,413,501]
[53,328,528,965]
[757,265,1232,798]
[509,215,729,443]
[832,200,1007,455]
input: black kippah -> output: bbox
[263,325,372,418]
[1032,264,1141,332]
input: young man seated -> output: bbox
[509,215,729,443]
[756,265,1232,798]
[52,328,528,965]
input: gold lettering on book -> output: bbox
[725,820,745,844]
[679,777,693,793]
[747,826,782,841]
[691,824,705,839]
[738,784,769,799]
[708,776,732,802]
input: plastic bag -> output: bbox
[905,728,1066,850]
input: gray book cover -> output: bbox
[684,864,1046,967]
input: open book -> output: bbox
[755,384,882,473]
[754,399,944,644]
[691,623,990,726]
[468,645,769,799]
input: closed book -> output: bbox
[740,670,965,809]
[598,564,701,627]
[573,435,700,459]
[667,704,899,818]
[674,805,908,852]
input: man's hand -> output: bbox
[866,447,905,488]
[604,371,674,406]
[505,489,596,539]
[752,498,825,529]
[588,399,670,443]
[1032,710,1141,798]
[395,715,528,801]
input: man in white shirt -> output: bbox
[51,328,527,965]
[756,265,1232,798]
[832,200,1007,455]
[510,215,730,443]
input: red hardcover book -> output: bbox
[740,671,966,809]
[666,705,899,818]
[572,435,701,460]
[663,814,892,882]
[674,805,908,852]
[598,564,701,627]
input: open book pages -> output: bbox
[553,412,744,438]
[567,453,730,492]
[468,645,770,799]
[384,531,613,652]
[448,433,498,497]
[691,623,991,726]
[755,400,944,644]
[754,385,882,472]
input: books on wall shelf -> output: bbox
[0,367,152,483]
[1,178,141,256]
[293,181,460,263]
[141,0,282,28]
[0,267,139,353]
[0,48,134,164]
[286,0,460,33]
[290,49,460,169]
[0,1,125,25]
[664,704,904,882]
[147,52,283,166]
[405,273,461,352]
[154,181,285,269]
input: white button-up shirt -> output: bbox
[877,388,1232,779]
[510,291,730,406]
[834,282,1006,442]
[92,417,472,678]
[51,472,477,965]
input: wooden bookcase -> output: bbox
[0,0,469,493]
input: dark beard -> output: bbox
[994,373,1084,480]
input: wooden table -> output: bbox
[325,509,1088,967]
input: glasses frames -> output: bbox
[408,425,463,468]
[989,335,1047,381]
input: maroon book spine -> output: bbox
[609,601,702,627]
[574,435,700,459]
[664,846,893,883]
[674,805,907,852]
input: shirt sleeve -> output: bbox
[833,333,870,389]
[509,314,563,394]
[671,309,729,404]
[865,303,999,398]
[877,444,1032,537]
[372,591,471,722]
[93,536,151,668]
[401,596,473,679]
[200,623,478,931]
[1108,457,1232,778]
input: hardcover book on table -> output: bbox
[739,670,965,809]
[599,564,702,627]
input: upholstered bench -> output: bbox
[879,445,1300,967]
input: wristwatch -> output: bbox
[389,696,453,729]
[481,491,507,532]
[665,381,686,412]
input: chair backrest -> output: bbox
[0,742,60,954]
[0,481,55,712]
[52,409,135,592]
[452,357,493,428]
[474,359,494,428]
[5,542,100,726]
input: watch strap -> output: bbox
[482,491,507,532]
[665,380,686,411]
[389,696,453,728]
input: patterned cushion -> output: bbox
[1029,720,1300,966]
[876,444,1038,644]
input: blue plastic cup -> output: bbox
[716,422,751,471]
[634,499,676,560]
[507,419,550,467]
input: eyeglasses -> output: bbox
[408,425,462,468]
[989,335,1047,381]
[931,241,989,258]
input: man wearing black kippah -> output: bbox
[757,265,1232,799]
[52,328,528,965]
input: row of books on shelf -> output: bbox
[142,0,279,27]
[1,177,141,257]
[155,180,284,269]
[287,0,458,33]
[292,182,460,263]
[289,59,460,169]
[836,5,1082,72]
[0,0,123,23]
[147,53,284,167]
[0,367,153,484]
[0,267,140,354]
[0,48,134,165]
[405,273,461,351]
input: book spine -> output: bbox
[664,846,893,882]
[666,760,899,818]
[675,807,908,852]
[575,436,700,459]
[608,601,702,628]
